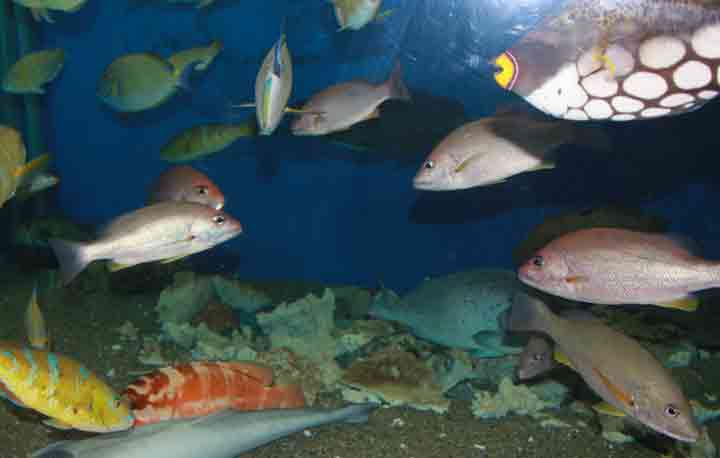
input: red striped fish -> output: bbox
[124,361,306,426]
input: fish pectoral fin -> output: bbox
[364,108,380,121]
[160,254,190,264]
[232,102,256,109]
[592,401,627,417]
[15,154,51,179]
[284,107,324,116]
[43,418,73,430]
[564,275,587,284]
[593,367,635,411]
[552,350,575,370]
[656,295,699,312]
[453,154,481,173]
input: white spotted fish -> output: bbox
[492,0,720,121]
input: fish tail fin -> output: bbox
[385,62,411,102]
[174,62,195,91]
[49,239,91,286]
[571,126,613,152]
[336,403,378,424]
[504,292,556,335]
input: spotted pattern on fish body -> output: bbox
[0,343,133,432]
[124,361,306,426]
[493,0,720,121]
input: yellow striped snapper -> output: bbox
[97,53,193,113]
[0,342,133,432]
[160,122,257,162]
[332,0,393,31]
[492,0,720,121]
[235,29,293,135]
[0,126,56,207]
[167,40,223,74]
[12,0,88,23]
[3,49,65,95]
[24,284,49,351]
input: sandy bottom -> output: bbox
[0,267,713,458]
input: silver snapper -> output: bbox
[507,292,700,442]
[31,404,376,458]
[49,201,242,285]
[369,269,523,357]
[291,63,410,136]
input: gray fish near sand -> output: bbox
[49,201,243,285]
[31,404,376,458]
[507,292,700,442]
[291,63,410,136]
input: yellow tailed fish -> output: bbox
[168,39,223,73]
[160,121,257,162]
[233,25,294,135]
[11,0,88,23]
[97,53,194,113]
[2,49,65,95]
[507,292,700,443]
[492,0,720,121]
[24,283,49,351]
[0,127,56,207]
[0,342,133,432]
[332,0,393,31]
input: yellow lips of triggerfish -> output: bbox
[493,52,517,90]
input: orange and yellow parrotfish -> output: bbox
[0,342,133,432]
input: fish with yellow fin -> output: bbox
[492,0,720,121]
[507,292,699,442]
[233,26,294,135]
[97,53,195,112]
[24,284,49,351]
[160,121,257,162]
[0,341,133,432]
[332,0,393,31]
[12,0,88,23]
[0,126,57,207]
[3,49,65,94]
[168,40,223,74]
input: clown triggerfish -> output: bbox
[492,0,720,121]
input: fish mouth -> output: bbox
[412,177,443,191]
[659,427,700,443]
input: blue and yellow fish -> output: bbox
[0,342,133,432]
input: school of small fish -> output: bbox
[0,0,719,455]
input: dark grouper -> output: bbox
[31,404,376,458]
[49,201,243,285]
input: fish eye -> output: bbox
[532,353,544,361]
[664,404,680,418]
[424,160,435,170]
[195,185,209,195]
[531,256,544,267]
[213,215,225,225]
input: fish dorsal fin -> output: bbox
[592,367,635,411]
[553,349,575,369]
[592,401,627,417]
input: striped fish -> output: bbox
[493,0,720,121]
[0,342,133,432]
[124,361,306,426]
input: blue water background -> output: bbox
[37,0,720,293]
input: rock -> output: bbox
[256,288,342,385]
[156,271,214,323]
[161,321,256,361]
[602,431,636,444]
[212,276,272,313]
[335,320,396,356]
[471,377,568,419]
[116,321,139,341]
[341,348,450,414]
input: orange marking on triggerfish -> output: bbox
[565,276,588,284]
